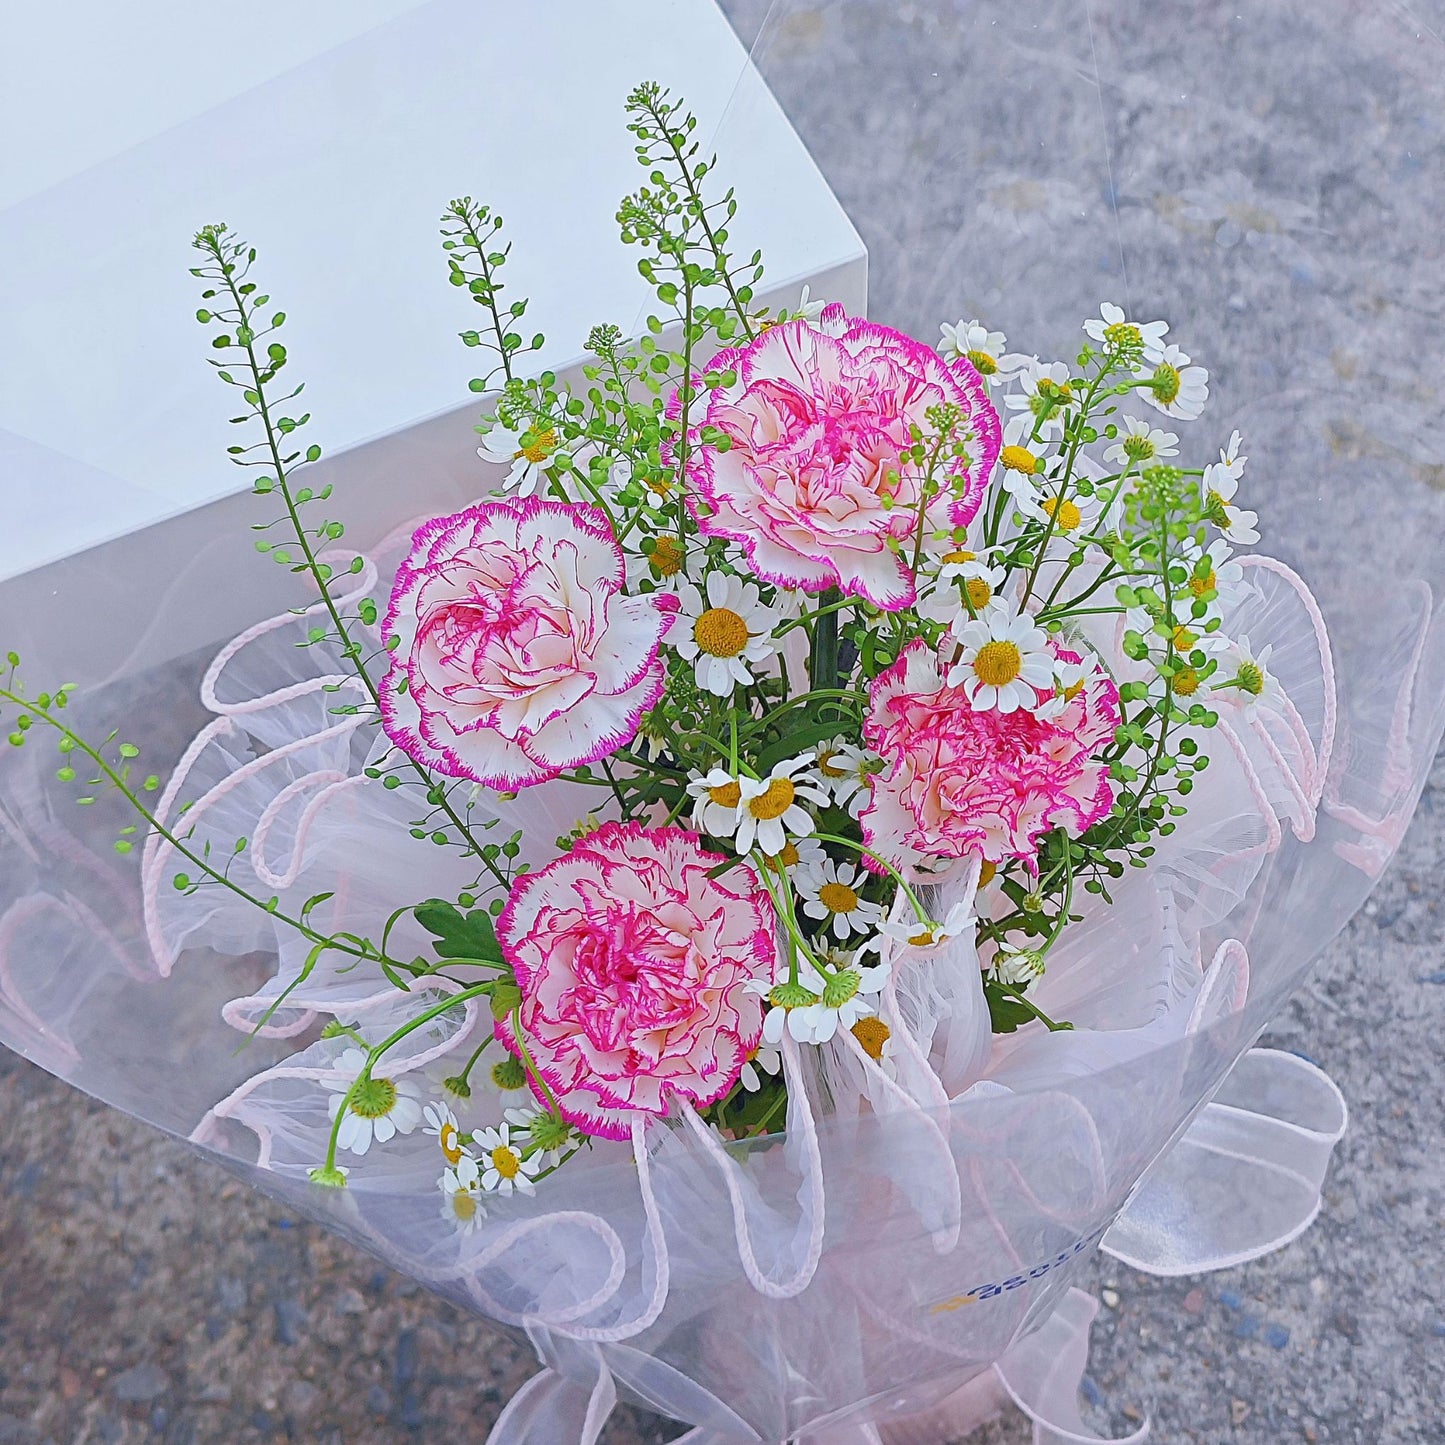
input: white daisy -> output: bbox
[1180,537,1248,617]
[687,767,745,838]
[735,756,829,856]
[503,1104,574,1169]
[324,1048,424,1156]
[876,900,975,951]
[476,418,563,496]
[992,948,1046,987]
[811,737,872,806]
[674,573,779,696]
[1102,414,1180,469]
[939,319,1026,385]
[1134,343,1209,421]
[787,959,891,1044]
[1083,302,1169,364]
[1003,360,1075,446]
[761,833,827,875]
[947,605,1056,713]
[439,1153,486,1234]
[920,554,1008,626]
[797,858,885,940]
[1035,656,1107,722]
[794,285,827,323]
[847,1014,897,1073]
[422,1100,467,1167]
[739,1045,782,1093]
[473,1123,542,1197]
[1211,633,1278,718]
[1203,432,1258,544]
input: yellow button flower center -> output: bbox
[966,348,998,375]
[942,548,977,564]
[775,841,801,868]
[818,881,860,914]
[1001,445,1038,475]
[440,1122,462,1166]
[978,860,997,887]
[708,780,742,808]
[1173,666,1200,697]
[1041,496,1083,532]
[1172,625,1197,651]
[491,1146,521,1180]
[452,1192,477,1221]
[817,749,848,779]
[650,535,683,577]
[1189,569,1217,598]
[694,606,749,658]
[1103,320,1142,351]
[851,1016,892,1061]
[748,778,795,820]
[964,578,994,610]
[973,640,1022,687]
[518,428,556,464]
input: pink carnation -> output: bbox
[494,823,778,1139]
[380,498,677,789]
[680,304,1001,610]
[861,641,1119,873]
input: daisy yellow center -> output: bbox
[908,926,939,947]
[349,1076,397,1120]
[1123,433,1156,462]
[518,428,556,464]
[964,577,994,610]
[817,749,849,779]
[694,606,749,658]
[1104,320,1142,351]
[978,860,997,887]
[818,880,859,914]
[439,1122,462,1166]
[1001,445,1038,475]
[1041,496,1083,532]
[771,841,802,868]
[966,348,998,375]
[943,548,977,564]
[451,1192,477,1222]
[647,476,673,498]
[708,780,742,808]
[1151,363,1182,404]
[1189,569,1216,598]
[650,536,683,577]
[1236,661,1265,696]
[1174,667,1200,697]
[490,1145,521,1180]
[1063,678,1086,701]
[1036,377,1073,406]
[851,1016,892,1062]
[748,778,796,820]
[973,640,1022,687]
[1173,625,1197,651]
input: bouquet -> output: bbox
[0,79,1399,1443]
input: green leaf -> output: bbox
[983,981,1035,1034]
[755,717,852,777]
[414,898,505,965]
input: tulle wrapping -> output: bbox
[0,510,1423,1442]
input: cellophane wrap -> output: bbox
[3,2,1444,1442]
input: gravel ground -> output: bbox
[3,2,1445,1442]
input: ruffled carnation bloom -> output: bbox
[860,640,1119,874]
[494,823,778,1138]
[380,499,678,789]
[679,303,1001,610]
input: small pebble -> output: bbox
[366,1385,391,1416]
[333,1287,366,1316]
[110,1362,170,1403]
[1080,1375,1103,1406]
[1304,1425,1319,1442]
[1231,1399,1252,1426]
[1431,1321,1445,1338]
[1182,1288,1206,1315]
[1218,1289,1243,1311]
[1233,1315,1260,1340]
[1265,1323,1291,1350]
[1101,1287,1120,1309]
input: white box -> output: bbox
[0,0,865,684]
